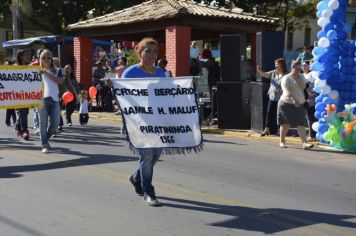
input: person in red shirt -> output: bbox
[199,42,212,60]
[114,57,127,79]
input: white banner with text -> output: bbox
[0,65,43,109]
[112,77,203,154]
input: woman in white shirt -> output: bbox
[277,61,313,150]
[38,49,64,153]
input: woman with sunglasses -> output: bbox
[122,37,165,207]
[38,49,64,154]
[257,58,287,136]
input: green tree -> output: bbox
[193,0,316,31]
[1,0,147,35]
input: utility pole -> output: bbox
[11,0,18,61]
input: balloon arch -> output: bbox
[312,0,356,151]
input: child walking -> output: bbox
[79,90,91,125]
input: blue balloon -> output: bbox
[317,30,327,39]
[327,30,338,40]
[319,118,327,124]
[317,1,328,11]
[321,111,327,117]
[334,23,344,31]
[314,86,322,93]
[337,31,348,40]
[340,58,348,66]
[347,57,355,66]
[318,53,329,64]
[317,10,322,18]
[323,97,333,104]
[312,46,326,57]
[339,0,349,6]
[316,102,326,112]
[319,124,329,133]
[315,111,322,119]
[310,62,324,71]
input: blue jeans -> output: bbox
[39,97,60,149]
[33,108,40,129]
[15,108,29,133]
[132,149,161,197]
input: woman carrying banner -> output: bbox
[38,49,64,153]
[122,37,165,206]
[15,49,31,140]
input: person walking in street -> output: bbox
[303,60,318,141]
[38,50,64,153]
[79,90,90,125]
[122,37,166,207]
[277,61,314,150]
[63,64,79,126]
[256,58,287,136]
[30,49,43,134]
[5,109,16,126]
[14,49,31,140]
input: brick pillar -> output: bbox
[165,26,191,76]
[158,42,166,60]
[74,37,93,91]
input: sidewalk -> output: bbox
[83,111,323,147]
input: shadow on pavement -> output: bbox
[0,125,136,178]
[0,153,137,178]
[159,196,356,234]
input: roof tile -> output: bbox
[67,0,278,31]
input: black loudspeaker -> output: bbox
[220,35,241,81]
[217,81,251,129]
[256,31,284,80]
[250,82,270,131]
[211,86,217,118]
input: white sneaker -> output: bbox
[42,148,50,154]
[144,196,160,206]
[279,142,287,148]
[34,128,40,135]
[303,143,314,150]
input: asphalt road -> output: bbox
[0,110,356,236]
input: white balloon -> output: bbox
[328,0,339,10]
[329,90,339,100]
[318,37,330,48]
[315,78,327,88]
[317,17,330,28]
[311,71,319,79]
[322,9,333,18]
[312,122,320,132]
[321,85,331,94]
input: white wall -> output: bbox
[284,17,320,51]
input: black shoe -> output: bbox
[144,195,160,206]
[128,175,144,196]
[260,131,269,137]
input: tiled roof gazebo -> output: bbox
[67,0,279,90]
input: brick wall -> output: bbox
[73,37,93,91]
[158,42,166,61]
[165,26,191,76]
